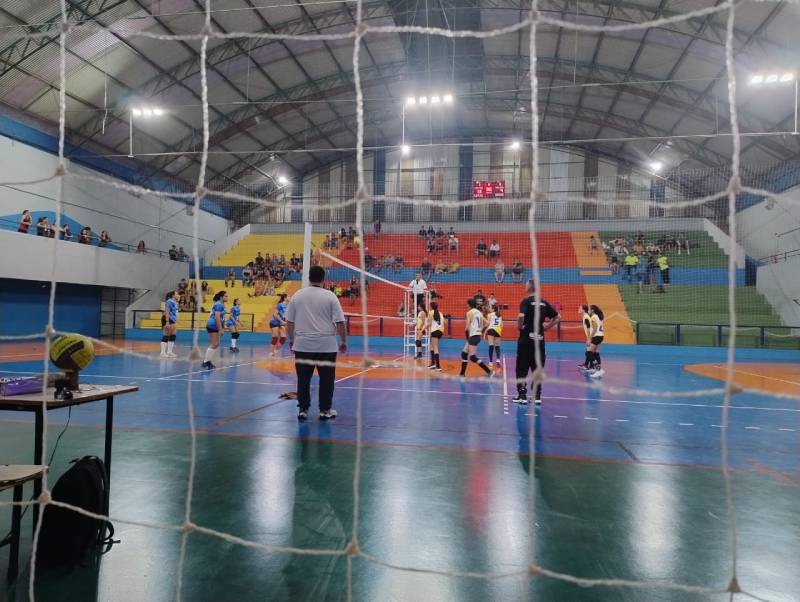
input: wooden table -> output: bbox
[0,465,46,583]
[0,385,139,538]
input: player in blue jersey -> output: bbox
[227,298,243,353]
[269,293,289,356]
[160,291,180,358]
[203,290,228,369]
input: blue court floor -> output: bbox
[1,339,799,601]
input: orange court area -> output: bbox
[684,363,800,396]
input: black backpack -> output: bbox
[37,456,116,569]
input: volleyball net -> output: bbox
[0,1,799,601]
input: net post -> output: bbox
[302,221,312,288]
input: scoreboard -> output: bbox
[473,180,506,199]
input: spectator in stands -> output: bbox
[494,259,505,283]
[448,261,460,274]
[178,278,188,294]
[421,257,432,278]
[427,225,435,238]
[436,227,445,238]
[137,240,146,254]
[255,252,264,267]
[18,210,31,233]
[426,236,436,254]
[60,223,72,242]
[657,253,670,290]
[99,230,111,247]
[448,226,455,237]
[511,259,524,283]
[434,259,447,275]
[393,255,404,272]
[242,264,253,287]
[365,253,376,271]
[474,289,486,308]
[435,231,446,252]
[609,255,619,275]
[178,247,189,262]
[623,251,639,282]
[475,239,487,258]
[487,293,499,311]
[168,244,179,260]
[201,280,209,294]
[488,239,501,258]
[353,233,361,248]
[374,219,382,238]
[80,226,92,244]
[384,254,395,272]
[418,226,426,238]
[36,217,48,237]
[589,235,599,255]
[448,234,459,253]
[225,269,236,288]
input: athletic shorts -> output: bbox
[661,269,670,284]
[467,335,481,346]
[161,316,166,327]
[486,329,500,338]
[206,326,218,334]
[269,319,281,328]
[431,331,443,339]
[591,336,604,345]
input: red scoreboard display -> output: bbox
[473,180,506,199]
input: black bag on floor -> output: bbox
[37,456,115,569]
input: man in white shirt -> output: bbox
[286,266,347,421]
[488,239,501,258]
[409,273,427,310]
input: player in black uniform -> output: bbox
[513,280,560,405]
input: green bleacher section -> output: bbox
[599,230,728,267]
[619,285,792,348]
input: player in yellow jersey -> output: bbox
[485,307,503,368]
[414,303,427,359]
[578,304,593,371]
[427,301,444,371]
[588,304,605,378]
[459,297,492,378]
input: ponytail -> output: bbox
[213,291,226,302]
[431,301,441,323]
[590,304,604,320]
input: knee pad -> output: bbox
[271,337,278,345]
[469,355,479,363]
[461,351,468,361]
[279,337,286,345]
[415,339,421,347]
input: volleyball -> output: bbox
[49,335,95,372]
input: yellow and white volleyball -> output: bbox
[50,334,95,371]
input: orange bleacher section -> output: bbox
[337,232,578,268]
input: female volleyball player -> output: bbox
[459,297,492,378]
[485,306,503,367]
[269,293,288,356]
[427,301,444,371]
[414,302,427,359]
[588,304,605,378]
[578,304,593,370]
[203,290,228,370]
[161,291,179,358]
[227,298,243,353]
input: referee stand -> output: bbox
[404,290,431,359]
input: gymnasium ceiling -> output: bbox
[0,0,798,195]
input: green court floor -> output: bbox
[2,422,798,602]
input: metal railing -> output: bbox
[132,310,257,333]
[0,217,191,261]
[634,322,799,349]
[758,248,800,265]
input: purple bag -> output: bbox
[0,376,44,396]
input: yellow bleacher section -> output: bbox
[138,280,302,333]
[212,233,327,267]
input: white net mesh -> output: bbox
[1,1,799,600]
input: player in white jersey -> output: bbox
[458,297,492,378]
[427,301,444,371]
[588,304,605,378]
[485,307,503,367]
[414,303,427,359]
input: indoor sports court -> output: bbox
[1,1,800,601]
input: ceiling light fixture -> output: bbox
[443,94,453,103]
[406,96,416,107]
[509,140,521,151]
[649,161,663,173]
[418,96,428,105]
[277,175,289,186]
[401,144,411,156]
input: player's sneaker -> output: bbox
[229,347,236,353]
[589,368,605,378]
[434,367,443,372]
[512,393,528,404]
[415,353,423,360]
[320,409,338,420]
[297,410,308,421]
[534,398,542,405]
[428,364,437,370]
[202,361,216,370]
[495,360,501,368]
[160,352,168,359]
[167,352,178,358]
